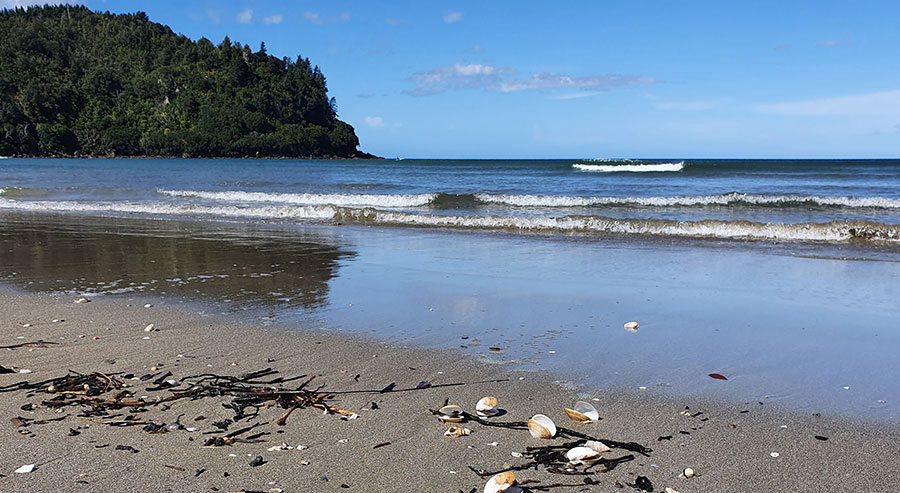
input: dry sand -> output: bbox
[1,290,898,492]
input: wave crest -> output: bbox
[573,161,685,172]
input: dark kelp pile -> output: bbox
[1,341,653,491]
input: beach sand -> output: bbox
[1,290,898,492]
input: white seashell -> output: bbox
[585,440,611,453]
[564,401,599,422]
[476,396,499,417]
[444,425,471,438]
[483,471,516,493]
[438,404,464,422]
[682,467,695,478]
[144,324,155,332]
[665,488,681,493]
[527,414,556,438]
[14,464,35,474]
[565,446,601,464]
[73,297,90,303]
[624,321,639,332]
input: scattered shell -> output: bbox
[73,298,90,304]
[144,304,153,308]
[565,446,601,464]
[665,488,681,493]
[585,440,611,453]
[682,467,695,478]
[770,452,780,458]
[144,324,155,332]
[484,471,516,493]
[476,396,500,417]
[18,369,32,374]
[438,405,464,422]
[527,414,556,439]
[444,426,471,438]
[624,321,639,332]
[564,401,599,422]
[14,464,35,474]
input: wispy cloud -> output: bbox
[206,8,222,24]
[498,73,658,93]
[0,0,69,8]
[303,11,322,25]
[236,9,252,24]
[385,16,402,26]
[816,40,848,48]
[364,116,385,128]
[405,63,514,96]
[339,12,351,23]
[443,11,463,23]
[471,44,483,52]
[774,43,791,51]
[264,14,283,25]
[405,63,659,96]
[756,89,900,116]
[654,101,717,111]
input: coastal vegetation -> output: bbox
[0,5,369,158]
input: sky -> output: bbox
[4,1,900,158]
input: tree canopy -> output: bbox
[0,5,370,158]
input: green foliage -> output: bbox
[0,5,364,157]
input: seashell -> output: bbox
[14,464,35,474]
[565,446,601,464]
[73,297,90,303]
[144,324,155,332]
[682,467,695,478]
[527,414,556,438]
[585,440,611,453]
[438,404,464,422]
[476,396,499,417]
[624,321,639,332]
[564,401,599,422]
[444,425,471,438]
[483,471,516,493]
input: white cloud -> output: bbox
[471,44,483,52]
[816,40,838,47]
[498,73,659,93]
[339,12,351,23]
[206,8,222,24]
[385,17,402,26]
[0,0,68,8]
[364,116,385,128]
[304,11,322,25]
[405,63,514,96]
[236,9,252,24]
[443,11,463,23]
[264,14,283,24]
[654,101,717,111]
[406,64,658,96]
[756,89,900,116]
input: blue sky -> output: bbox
[5,1,900,158]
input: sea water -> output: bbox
[1,158,899,419]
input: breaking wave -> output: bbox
[475,192,900,209]
[573,161,685,172]
[158,189,436,208]
[1,198,898,243]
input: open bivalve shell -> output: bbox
[476,396,500,417]
[565,446,602,464]
[564,401,600,422]
[585,440,611,453]
[438,404,464,422]
[484,471,521,493]
[527,414,556,438]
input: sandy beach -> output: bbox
[1,289,898,492]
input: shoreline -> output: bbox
[1,289,898,492]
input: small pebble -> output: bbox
[770,452,780,458]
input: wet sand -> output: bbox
[1,290,898,492]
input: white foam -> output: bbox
[573,162,685,172]
[158,189,436,208]
[475,192,900,209]
[0,198,337,220]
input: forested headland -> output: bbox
[0,5,374,158]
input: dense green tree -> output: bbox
[0,5,371,158]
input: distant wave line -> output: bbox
[573,161,685,172]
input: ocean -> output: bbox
[2,157,899,419]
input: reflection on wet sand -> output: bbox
[0,213,355,311]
